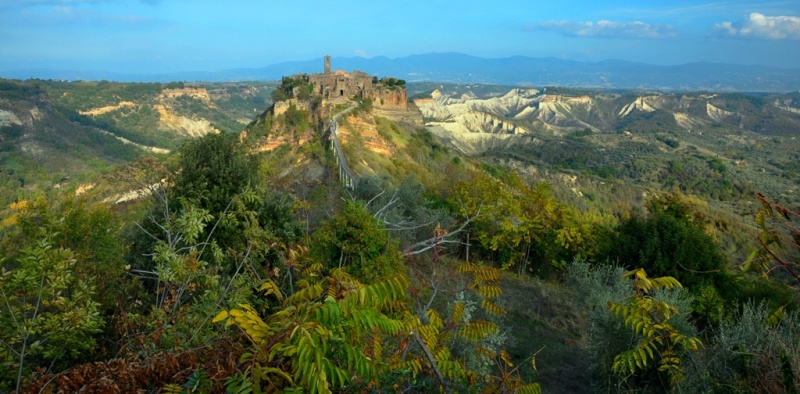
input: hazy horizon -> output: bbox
[1,0,799,74]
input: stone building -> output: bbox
[290,56,407,108]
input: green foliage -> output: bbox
[608,269,702,387]
[448,170,597,274]
[311,201,403,283]
[120,197,258,359]
[273,76,312,102]
[599,193,731,324]
[404,227,540,393]
[0,237,103,391]
[281,104,310,134]
[743,193,800,290]
[2,196,128,314]
[353,175,455,251]
[172,132,259,215]
[566,260,699,392]
[685,302,800,392]
[216,271,410,394]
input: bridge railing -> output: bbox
[328,117,359,189]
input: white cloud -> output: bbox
[714,13,800,39]
[354,49,369,58]
[536,19,675,39]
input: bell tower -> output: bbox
[324,55,331,74]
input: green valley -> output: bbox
[0,70,799,393]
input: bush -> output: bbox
[311,201,403,283]
[565,259,698,392]
[685,302,800,393]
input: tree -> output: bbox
[311,201,403,283]
[599,193,731,323]
[0,238,103,392]
[2,196,128,315]
[171,132,259,217]
[566,260,701,393]
[744,193,800,290]
[448,169,591,275]
[683,301,800,392]
[218,232,540,394]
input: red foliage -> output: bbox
[21,338,244,393]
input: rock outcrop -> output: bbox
[160,87,212,103]
[337,113,394,156]
[153,104,220,138]
[618,96,658,117]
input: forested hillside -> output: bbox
[0,78,798,393]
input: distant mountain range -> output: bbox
[3,53,800,92]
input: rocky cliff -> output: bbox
[415,88,800,154]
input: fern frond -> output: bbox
[161,384,183,394]
[500,349,514,367]
[227,305,271,344]
[456,262,475,274]
[258,366,295,387]
[437,359,466,380]
[651,276,682,290]
[313,297,343,327]
[372,329,383,361]
[418,324,440,350]
[475,344,497,360]
[517,383,543,394]
[339,274,408,313]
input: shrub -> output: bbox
[685,302,800,393]
[565,259,698,392]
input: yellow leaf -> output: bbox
[212,310,229,323]
[501,349,513,367]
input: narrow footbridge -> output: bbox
[325,104,359,189]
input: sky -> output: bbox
[1,0,799,74]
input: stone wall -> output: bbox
[370,87,407,108]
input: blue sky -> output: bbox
[1,0,799,74]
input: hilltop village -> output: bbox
[271,56,417,123]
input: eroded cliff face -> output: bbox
[413,87,793,154]
[415,89,564,154]
[371,88,407,108]
[160,87,213,103]
[618,96,658,116]
[336,113,394,156]
[75,87,222,142]
[273,99,311,117]
[152,104,220,138]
